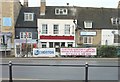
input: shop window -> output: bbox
[67,42,73,47]
[49,42,53,48]
[16,45,20,55]
[41,42,47,48]
[61,42,65,47]
[54,42,60,48]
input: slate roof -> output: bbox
[76,7,118,29]
[15,6,118,29]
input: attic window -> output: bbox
[111,17,120,25]
[84,21,93,28]
[55,8,68,15]
[24,13,34,21]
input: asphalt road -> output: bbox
[1,58,120,81]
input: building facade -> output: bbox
[0,0,22,56]
[37,19,76,53]
[14,0,119,57]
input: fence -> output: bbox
[1,61,120,82]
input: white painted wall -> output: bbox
[37,19,76,47]
[101,29,118,46]
[37,19,75,36]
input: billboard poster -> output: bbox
[33,48,55,57]
[60,48,96,56]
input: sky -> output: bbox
[20,0,119,8]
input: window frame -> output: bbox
[24,13,34,21]
[84,21,93,28]
[20,32,32,39]
[83,37,93,44]
[55,8,68,15]
[42,24,48,34]
[64,24,70,34]
[53,24,59,34]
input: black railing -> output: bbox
[0,61,120,82]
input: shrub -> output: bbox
[97,45,117,58]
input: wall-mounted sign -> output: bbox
[3,17,12,26]
[33,48,56,57]
[61,48,96,56]
[80,31,96,36]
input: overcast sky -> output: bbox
[20,0,119,8]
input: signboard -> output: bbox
[14,39,37,43]
[33,48,56,57]
[3,17,12,26]
[61,48,96,56]
[80,31,96,36]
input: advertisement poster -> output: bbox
[33,48,55,57]
[61,48,96,56]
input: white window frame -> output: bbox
[84,21,93,28]
[111,17,120,25]
[20,32,32,39]
[83,37,93,44]
[24,13,34,21]
[55,8,68,15]
[114,34,120,43]
[53,24,59,34]
[64,24,70,34]
[42,24,48,34]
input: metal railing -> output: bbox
[0,61,120,82]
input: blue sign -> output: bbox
[3,17,12,26]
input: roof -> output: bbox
[76,7,118,29]
[15,6,118,29]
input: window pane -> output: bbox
[65,24,70,34]
[53,25,59,34]
[42,24,48,34]
[49,42,53,48]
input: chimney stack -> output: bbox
[24,0,28,7]
[118,1,120,8]
[40,0,46,15]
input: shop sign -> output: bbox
[80,31,96,36]
[33,48,55,57]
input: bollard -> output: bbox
[9,61,13,82]
[85,62,88,82]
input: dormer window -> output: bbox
[84,21,93,28]
[24,13,34,21]
[111,17,120,25]
[55,8,68,15]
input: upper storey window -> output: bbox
[24,13,34,21]
[84,21,93,28]
[111,17,120,25]
[55,8,68,15]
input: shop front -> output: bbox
[14,39,37,57]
